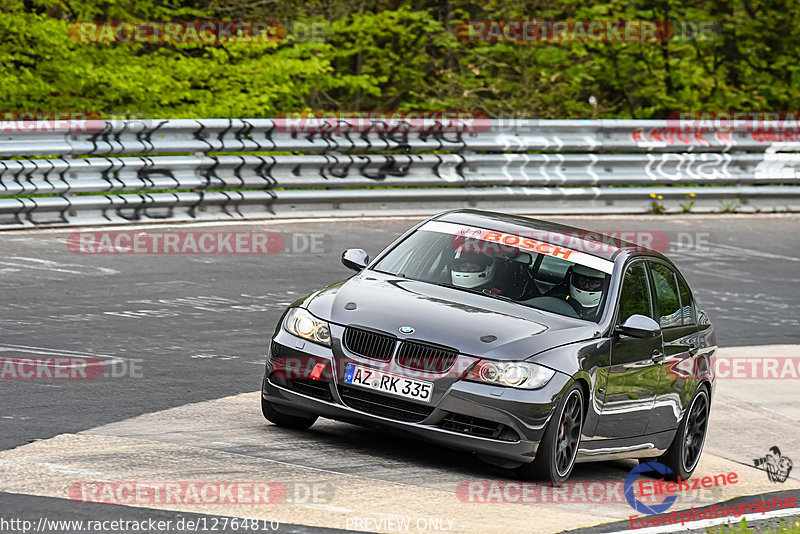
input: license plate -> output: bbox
[344,364,433,403]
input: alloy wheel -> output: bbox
[682,391,709,472]
[555,390,583,477]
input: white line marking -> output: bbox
[0,261,87,275]
[0,257,118,275]
[295,503,354,513]
[706,242,800,262]
[1,343,108,357]
[0,459,102,475]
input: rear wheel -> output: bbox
[658,386,710,480]
[261,396,318,430]
[516,383,583,485]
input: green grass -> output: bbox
[706,516,800,533]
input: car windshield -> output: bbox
[372,227,612,322]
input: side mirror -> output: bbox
[615,314,661,339]
[342,248,369,272]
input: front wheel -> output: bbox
[658,387,710,480]
[516,383,583,485]
[261,396,318,430]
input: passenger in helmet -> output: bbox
[450,252,496,290]
[566,264,606,319]
[544,263,607,319]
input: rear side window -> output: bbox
[649,263,681,328]
[676,275,695,325]
[617,262,652,325]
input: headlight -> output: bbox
[466,360,555,389]
[284,308,331,346]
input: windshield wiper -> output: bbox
[436,282,516,303]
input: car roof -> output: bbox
[432,209,666,263]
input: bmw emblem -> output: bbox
[399,326,415,335]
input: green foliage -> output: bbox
[705,516,800,533]
[680,192,696,213]
[2,0,799,118]
[718,198,741,213]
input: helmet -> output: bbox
[451,253,496,289]
[569,264,605,308]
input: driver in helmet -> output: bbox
[565,264,606,320]
[450,252,498,292]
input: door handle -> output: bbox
[652,350,666,363]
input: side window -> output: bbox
[617,262,652,325]
[676,275,695,325]
[649,263,681,328]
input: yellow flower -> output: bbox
[690,193,696,197]
[657,195,663,200]
[650,193,657,198]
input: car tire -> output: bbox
[261,396,318,430]
[516,382,584,485]
[658,386,710,481]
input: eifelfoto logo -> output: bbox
[625,462,677,515]
[753,446,794,483]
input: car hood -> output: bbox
[305,271,598,361]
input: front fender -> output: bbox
[525,337,612,440]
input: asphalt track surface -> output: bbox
[1,214,799,533]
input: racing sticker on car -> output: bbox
[420,220,615,274]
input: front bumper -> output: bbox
[261,329,571,464]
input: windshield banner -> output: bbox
[420,220,616,274]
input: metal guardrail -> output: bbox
[1,119,799,228]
